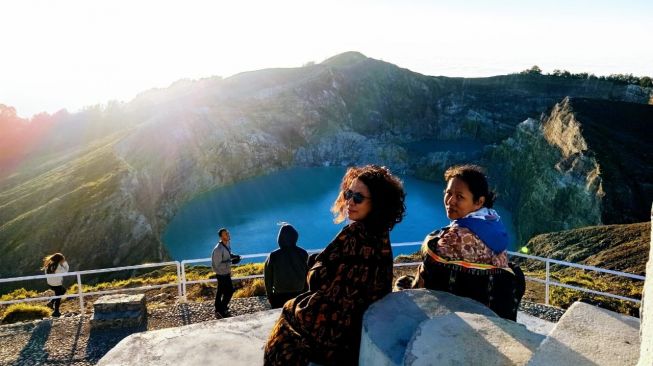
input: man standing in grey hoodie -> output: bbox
[211,228,240,317]
[264,223,309,308]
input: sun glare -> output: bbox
[1,0,652,117]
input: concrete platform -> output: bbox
[528,301,640,366]
[405,312,545,365]
[98,309,281,366]
[97,292,556,366]
[638,208,653,366]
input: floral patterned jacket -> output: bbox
[433,223,508,267]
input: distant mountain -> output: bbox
[1,52,652,277]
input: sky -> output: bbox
[2,0,652,118]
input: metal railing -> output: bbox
[179,242,423,298]
[506,251,646,305]
[0,261,181,315]
[0,241,646,314]
[180,253,270,298]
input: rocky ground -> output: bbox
[0,296,271,366]
[0,291,564,366]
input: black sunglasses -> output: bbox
[344,189,370,204]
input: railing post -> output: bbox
[545,260,550,306]
[176,261,182,298]
[180,261,187,300]
[77,273,85,315]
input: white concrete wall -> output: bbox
[637,204,653,366]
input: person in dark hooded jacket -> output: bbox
[264,223,309,308]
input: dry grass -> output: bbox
[233,279,266,298]
[232,263,265,277]
[521,268,642,316]
[0,288,39,302]
[68,273,179,294]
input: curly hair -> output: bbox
[331,166,362,224]
[331,165,406,232]
[444,164,496,208]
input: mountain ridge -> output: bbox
[1,52,652,278]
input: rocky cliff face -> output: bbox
[487,97,653,244]
[286,52,652,180]
[1,52,651,277]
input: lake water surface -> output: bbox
[163,167,515,261]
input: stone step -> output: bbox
[405,312,545,365]
[90,310,145,329]
[527,301,640,366]
[93,294,146,314]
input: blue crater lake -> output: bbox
[163,167,516,262]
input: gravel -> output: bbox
[0,295,564,365]
[519,300,566,322]
[0,296,271,366]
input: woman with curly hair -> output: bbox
[264,165,406,366]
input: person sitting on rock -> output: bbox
[264,223,309,309]
[42,252,69,317]
[403,164,525,320]
[264,165,406,366]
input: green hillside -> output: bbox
[526,222,650,275]
[520,221,650,316]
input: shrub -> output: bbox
[0,288,39,302]
[233,279,266,298]
[1,304,51,324]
